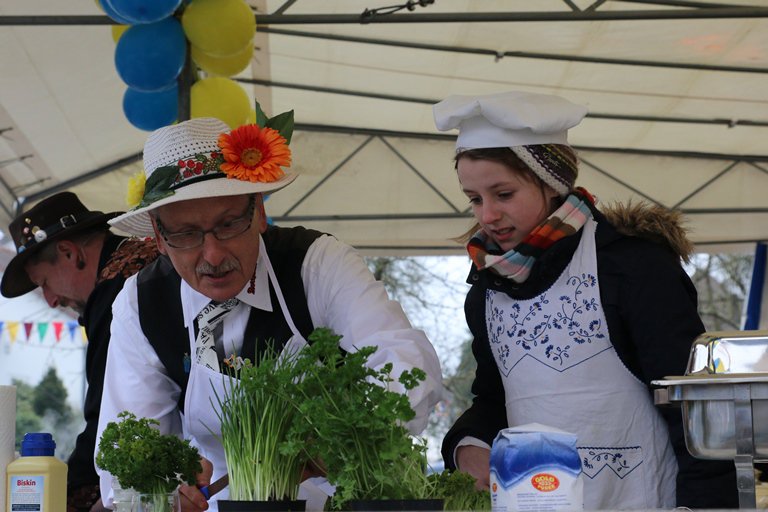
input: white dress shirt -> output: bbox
[96,233,444,508]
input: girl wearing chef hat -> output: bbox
[433,91,737,510]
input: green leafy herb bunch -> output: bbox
[426,470,491,511]
[280,327,430,509]
[96,411,202,496]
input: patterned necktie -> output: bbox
[194,298,240,371]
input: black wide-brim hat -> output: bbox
[1,192,123,298]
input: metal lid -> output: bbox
[686,330,768,375]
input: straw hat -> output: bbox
[1,192,122,298]
[110,117,297,237]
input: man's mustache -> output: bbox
[196,260,240,276]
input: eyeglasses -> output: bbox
[156,196,256,249]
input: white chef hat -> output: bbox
[433,90,588,149]
[433,91,588,195]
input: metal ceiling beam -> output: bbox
[294,123,768,162]
[23,152,142,204]
[261,27,768,74]
[273,0,299,15]
[0,174,18,219]
[614,0,752,8]
[379,136,461,213]
[283,136,374,215]
[3,7,768,25]
[14,123,768,214]
[240,7,768,23]
[672,161,740,209]
[271,206,768,223]
[579,156,659,204]
[238,78,768,129]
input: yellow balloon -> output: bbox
[191,41,253,77]
[182,0,256,58]
[247,109,256,124]
[191,77,251,129]
[111,24,129,43]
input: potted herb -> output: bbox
[212,346,307,511]
[96,411,202,512]
[425,470,491,511]
[213,327,444,511]
[279,328,440,511]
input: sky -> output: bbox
[0,275,86,409]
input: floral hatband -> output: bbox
[131,150,225,209]
[127,121,292,211]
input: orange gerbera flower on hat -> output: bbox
[217,124,291,183]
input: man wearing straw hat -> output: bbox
[96,115,443,511]
[1,192,158,512]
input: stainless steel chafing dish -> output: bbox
[653,330,768,509]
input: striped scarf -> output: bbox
[467,187,595,283]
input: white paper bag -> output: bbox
[490,423,583,512]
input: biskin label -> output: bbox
[10,474,45,511]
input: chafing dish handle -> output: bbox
[653,387,676,407]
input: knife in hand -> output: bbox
[199,473,229,500]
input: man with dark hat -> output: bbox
[1,191,158,512]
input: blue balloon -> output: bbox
[99,0,133,24]
[115,17,186,92]
[123,86,178,131]
[107,0,182,25]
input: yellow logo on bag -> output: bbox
[531,473,559,492]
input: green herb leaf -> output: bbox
[211,327,431,509]
[426,470,491,511]
[96,411,201,494]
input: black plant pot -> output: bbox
[217,499,307,512]
[346,499,443,511]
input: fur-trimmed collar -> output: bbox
[599,201,694,263]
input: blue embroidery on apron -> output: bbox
[578,446,644,479]
[487,272,608,374]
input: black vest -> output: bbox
[137,225,322,412]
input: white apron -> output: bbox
[183,239,309,509]
[485,218,677,510]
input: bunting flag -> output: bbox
[67,320,79,342]
[7,322,19,343]
[53,321,63,341]
[36,322,49,342]
[0,319,88,347]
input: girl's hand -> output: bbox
[456,445,491,490]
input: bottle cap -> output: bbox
[21,432,56,457]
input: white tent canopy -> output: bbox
[1,0,767,254]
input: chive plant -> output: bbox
[212,345,306,502]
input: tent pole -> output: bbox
[177,40,193,122]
